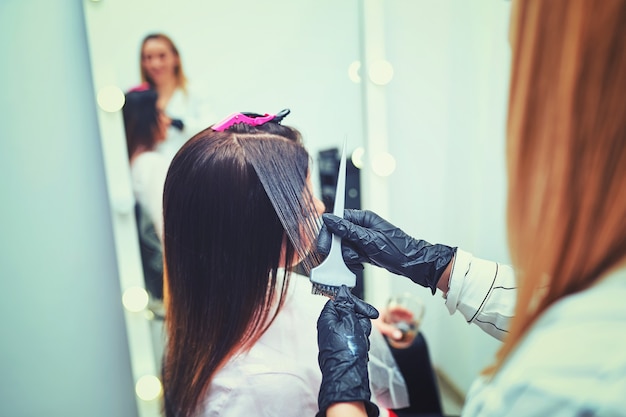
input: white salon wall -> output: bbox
[0,1,138,416]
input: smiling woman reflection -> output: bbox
[161,111,407,417]
[132,33,214,161]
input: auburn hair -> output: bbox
[161,123,321,417]
[492,0,626,373]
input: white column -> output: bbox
[358,0,394,309]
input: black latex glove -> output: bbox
[318,209,456,294]
[317,285,380,417]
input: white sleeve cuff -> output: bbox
[444,249,514,340]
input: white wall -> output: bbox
[383,1,512,392]
[0,1,138,416]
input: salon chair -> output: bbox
[389,332,445,417]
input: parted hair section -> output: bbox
[161,125,322,417]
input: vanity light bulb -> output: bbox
[368,60,394,86]
[135,375,163,401]
[97,85,125,112]
[351,147,365,169]
[122,286,149,312]
[371,152,396,177]
[144,309,155,320]
[348,61,362,84]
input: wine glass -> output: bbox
[383,292,425,349]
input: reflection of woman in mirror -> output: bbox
[123,89,171,303]
[122,89,170,242]
[161,111,408,417]
[132,33,215,161]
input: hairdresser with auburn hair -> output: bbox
[317,0,626,415]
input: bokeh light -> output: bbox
[368,60,394,85]
[135,375,162,401]
[351,147,365,169]
[97,85,125,112]
[371,151,396,177]
[122,286,149,312]
[348,61,362,83]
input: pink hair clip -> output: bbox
[211,112,277,132]
[127,82,151,93]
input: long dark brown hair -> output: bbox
[122,89,161,160]
[490,0,626,374]
[161,121,321,417]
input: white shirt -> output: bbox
[200,274,409,417]
[447,250,626,416]
[130,151,170,240]
[157,84,215,162]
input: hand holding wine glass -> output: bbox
[376,292,425,349]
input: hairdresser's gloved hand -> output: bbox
[318,209,456,294]
[317,285,380,417]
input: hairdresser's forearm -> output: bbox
[325,402,368,417]
[436,255,454,293]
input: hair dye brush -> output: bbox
[310,141,356,298]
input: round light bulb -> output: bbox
[368,60,394,86]
[122,286,149,312]
[97,85,125,112]
[371,152,396,177]
[144,309,155,321]
[351,147,365,169]
[135,375,162,401]
[348,61,362,83]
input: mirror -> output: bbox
[83,1,366,415]
[83,0,512,415]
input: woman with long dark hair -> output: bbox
[123,89,171,243]
[161,111,407,417]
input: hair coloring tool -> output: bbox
[310,140,356,298]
